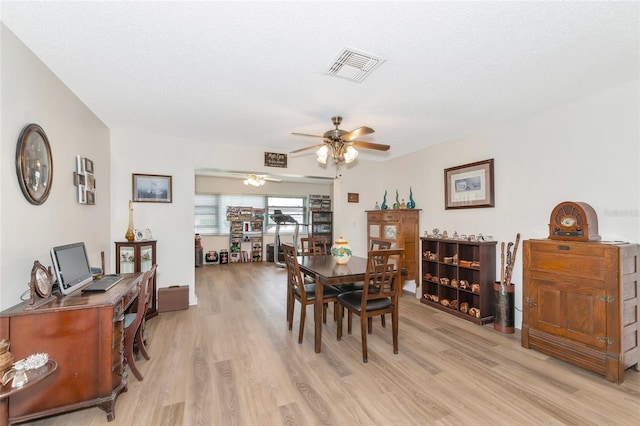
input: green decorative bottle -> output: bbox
[381,190,388,210]
[407,187,416,209]
[392,190,400,209]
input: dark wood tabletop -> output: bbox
[298,255,369,286]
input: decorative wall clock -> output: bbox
[15,123,53,205]
[548,201,600,241]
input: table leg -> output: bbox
[314,275,323,353]
[0,398,7,426]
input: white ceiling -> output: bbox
[2,1,638,165]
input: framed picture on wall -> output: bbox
[132,174,172,203]
[444,159,495,209]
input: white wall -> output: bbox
[333,80,640,329]
[1,25,111,309]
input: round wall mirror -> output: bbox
[15,123,53,205]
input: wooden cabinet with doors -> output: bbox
[366,210,421,284]
[115,240,157,318]
[522,239,640,383]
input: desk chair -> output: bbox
[336,249,404,362]
[124,264,157,381]
[283,244,340,344]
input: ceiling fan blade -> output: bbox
[290,143,325,154]
[263,177,282,182]
[340,126,375,141]
[291,132,327,141]
[351,141,390,151]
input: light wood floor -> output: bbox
[26,262,640,426]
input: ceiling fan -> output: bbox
[232,173,282,187]
[291,116,390,165]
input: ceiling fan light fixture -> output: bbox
[316,145,329,164]
[244,175,265,187]
[344,146,358,163]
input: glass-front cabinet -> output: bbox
[366,210,420,283]
[115,240,157,318]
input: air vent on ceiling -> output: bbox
[325,48,385,83]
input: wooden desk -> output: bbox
[0,273,142,424]
[298,255,369,353]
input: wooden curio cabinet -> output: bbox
[115,240,157,318]
[522,239,640,383]
[366,210,420,283]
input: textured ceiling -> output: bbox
[2,1,638,164]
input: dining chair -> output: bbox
[123,264,157,381]
[283,244,340,344]
[336,248,404,362]
[300,236,327,255]
[333,239,392,293]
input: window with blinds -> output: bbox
[195,194,306,235]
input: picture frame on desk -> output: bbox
[132,174,172,203]
[444,159,494,209]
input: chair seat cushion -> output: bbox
[337,290,392,313]
[295,283,340,300]
[124,313,136,329]
[333,282,364,292]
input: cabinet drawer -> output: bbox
[367,211,400,222]
[527,241,611,280]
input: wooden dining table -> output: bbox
[297,255,369,353]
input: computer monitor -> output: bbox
[50,242,94,295]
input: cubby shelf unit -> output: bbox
[420,237,496,325]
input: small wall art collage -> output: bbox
[73,155,96,205]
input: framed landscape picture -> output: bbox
[444,159,494,209]
[132,174,172,203]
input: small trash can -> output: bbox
[494,282,515,333]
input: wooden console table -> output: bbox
[0,273,142,424]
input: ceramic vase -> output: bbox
[331,236,352,265]
[381,190,388,210]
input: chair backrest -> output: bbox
[282,243,307,300]
[370,239,392,251]
[362,249,404,306]
[300,237,327,256]
[143,264,158,315]
[127,268,154,332]
[370,239,392,265]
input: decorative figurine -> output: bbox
[442,230,448,239]
[407,187,416,209]
[453,231,459,240]
[392,190,400,209]
[381,190,388,210]
[374,201,380,210]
